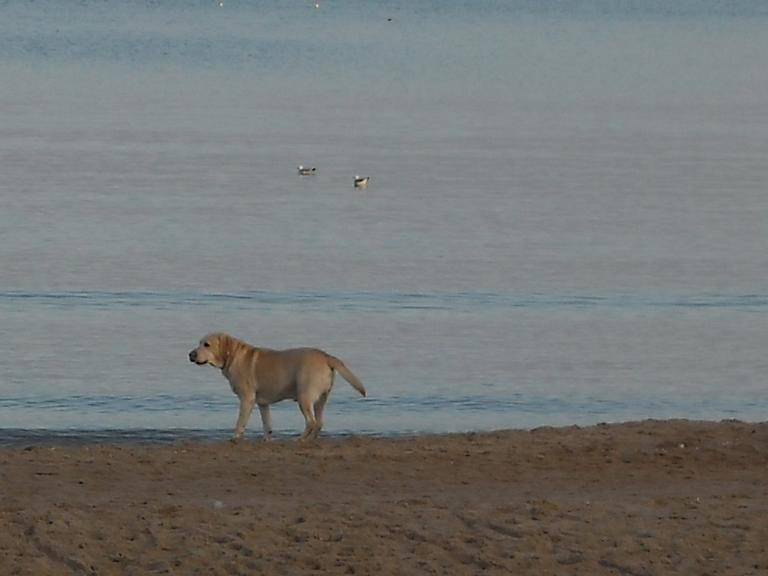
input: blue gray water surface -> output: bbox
[1,1,767,442]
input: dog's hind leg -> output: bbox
[258,404,273,441]
[311,393,329,439]
[298,397,317,441]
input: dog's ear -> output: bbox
[216,332,232,367]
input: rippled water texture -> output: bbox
[1,1,767,439]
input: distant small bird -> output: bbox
[298,165,317,176]
[354,175,370,189]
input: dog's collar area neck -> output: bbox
[219,337,232,371]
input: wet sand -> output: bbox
[2,419,767,575]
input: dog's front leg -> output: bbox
[258,404,273,441]
[232,393,256,442]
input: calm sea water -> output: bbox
[1,1,767,442]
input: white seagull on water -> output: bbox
[298,165,317,175]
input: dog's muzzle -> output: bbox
[189,350,198,363]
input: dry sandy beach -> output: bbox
[2,420,767,575]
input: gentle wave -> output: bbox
[0,428,234,447]
[2,391,760,422]
[0,394,233,414]
[1,290,767,311]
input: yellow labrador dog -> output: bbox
[189,332,366,442]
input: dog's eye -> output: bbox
[203,342,210,348]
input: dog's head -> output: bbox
[189,332,231,369]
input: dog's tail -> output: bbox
[327,355,366,397]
